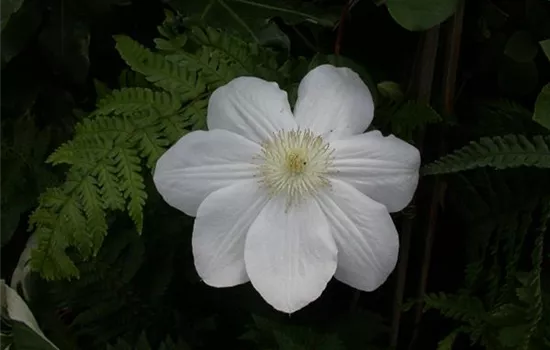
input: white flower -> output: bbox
[153,64,421,313]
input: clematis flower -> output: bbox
[153,64,421,313]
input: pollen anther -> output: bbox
[256,129,334,207]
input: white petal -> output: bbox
[153,129,260,217]
[193,180,268,287]
[294,64,374,141]
[1,280,60,350]
[330,131,420,212]
[207,76,297,143]
[317,180,399,291]
[10,233,37,301]
[245,197,337,313]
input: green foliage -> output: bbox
[243,316,344,350]
[422,174,550,349]
[167,0,339,43]
[27,18,293,280]
[107,333,190,350]
[533,83,550,130]
[504,30,539,63]
[5,2,550,350]
[8,321,60,350]
[373,83,443,143]
[469,99,543,137]
[0,0,25,31]
[242,315,344,350]
[386,0,458,31]
[1,114,58,246]
[422,134,550,175]
[540,39,550,61]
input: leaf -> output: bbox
[504,31,538,63]
[540,39,550,62]
[377,81,404,102]
[497,58,538,96]
[11,322,60,350]
[498,324,531,347]
[1,280,60,350]
[437,328,462,350]
[257,19,291,52]
[422,134,550,175]
[389,101,442,141]
[114,35,205,101]
[0,0,43,66]
[533,84,550,130]
[167,0,339,42]
[0,0,25,31]
[387,0,459,31]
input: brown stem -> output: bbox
[389,24,441,348]
[407,1,465,349]
[334,1,351,55]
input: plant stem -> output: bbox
[390,23,441,348]
[407,1,465,349]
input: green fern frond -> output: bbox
[518,200,549,349]
[113,147,147,233]
[424,292,485,322]
[95,160,125,210]
[182,98,208,131]
[167,47,239,89]
[188,26,278,80]
[78,175,108,250]
[29,24,284,279]
[422,134,550,175]
[30,89,179,278]
[94,87,182,116]
[114,35,206,100]
[389,100,442,141]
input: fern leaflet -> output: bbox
[422,134,550,175]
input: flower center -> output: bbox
[256,129,334,207]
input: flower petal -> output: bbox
[294,64,374,141]
[330,131,420,212]
[245,197,337,313]
[317,180,399,291]
[193,180,268,287]
[10,233,37,301]
[207,76,297,143]
[2,280,60,350]
[153,129,260,217]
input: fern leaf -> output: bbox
[62,194,93,257]
[29,225,79,280]
[94,160,125,210]
[390,101,442,141]
[167,47,238,89]
[159,113,190,143]
[113,147,147,233]
[424,292,485,322]
[29,26,279,279]
[189,26,277,79]
[114,36,206,100]
[47,141,77,166]
[422,135,550,175]
[129,113,170,168]
[94,87,182,117]
[518,201,549,349]
[78,176,108,252]
[183,98,208,131]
